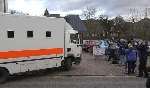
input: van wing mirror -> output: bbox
[77,44,83,47]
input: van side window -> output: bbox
[27,31,33,38]
[7,31,14,38]
[46,31,51,37]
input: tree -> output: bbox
[82,7,97,20]
[82,7,97,39]
[137,18,150,40]
[97,15,114,38]
[98,15,114,29]
[112,16,127,38]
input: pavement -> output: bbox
[0,53,147,88]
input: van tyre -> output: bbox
[0,68,9,83]
[63,58,72,71]
[74,57,81,65]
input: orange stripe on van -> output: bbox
[0,48,63,59]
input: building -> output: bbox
[65,15,86,32]
[0,0,8,13]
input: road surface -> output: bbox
[0,53,147,88]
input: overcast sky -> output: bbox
[8,0,150,18]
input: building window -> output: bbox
[7,31,14,38]
[46,31,51,37]
[27,31,33,38]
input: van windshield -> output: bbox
[70,33,79,44]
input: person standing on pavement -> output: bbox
[137,41,149,77]
[125,45,138,74]
[108,43,115,61]
[108,42,119,64]
[118,41,126,65]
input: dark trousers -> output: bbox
[108,55,114,61]
[108,55,119,64]
[138,59,148,77]
[146,77,150,88]
[127,61,136,74]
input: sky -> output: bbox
[8,0,150,18]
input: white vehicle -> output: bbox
[0,14,82,83]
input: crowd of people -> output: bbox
[83,39,150,87]
[105,39,149,78]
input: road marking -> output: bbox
[47,75,141,78]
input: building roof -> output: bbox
[65,15,87,32]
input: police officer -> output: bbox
[137,41,149,77]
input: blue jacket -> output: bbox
[126,48,138,61]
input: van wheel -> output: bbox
[74,57,81,65]
[63,58,72,71]
[0,68,9,83]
